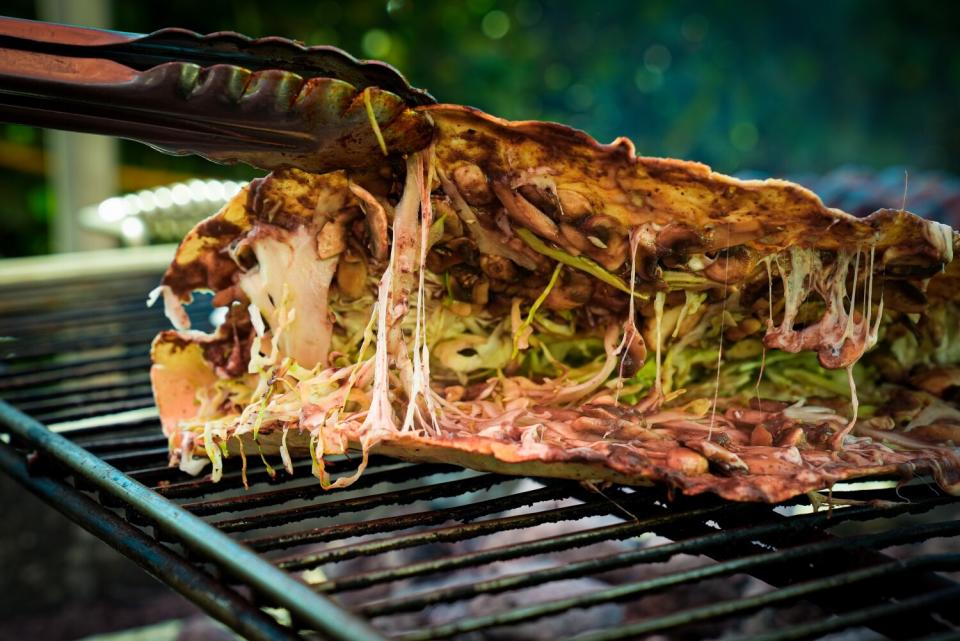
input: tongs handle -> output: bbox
[0,16,436,173]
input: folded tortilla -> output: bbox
[150,105,960,502]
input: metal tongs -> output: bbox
[0,16,436,173]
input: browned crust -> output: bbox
[232,429,647,486]
[425,104,956,256]
[225,427,956,504]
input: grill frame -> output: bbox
[2,252,960,641]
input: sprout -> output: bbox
[515,227,648,299]
[512,263,563,359]
[363,88,388,156]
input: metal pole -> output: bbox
[0,400,390,641]
[0,440,302,641]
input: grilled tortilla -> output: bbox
[150,105,960,502]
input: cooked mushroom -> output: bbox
[479,254,519,281]
[882,280,927,313]
[452,163,494,206]
[656,223,704,256]
[618,329,648,377]
[335,250,368,300]
[315,219,347,259]
[558,222,591,255]
[703,246,757,283]
[544,268,592,311]
[724,317,763,342]
[517,184,559,217]
[557,189,593,218]
[581,215,629,271]
[432,197,464,238]
[348,182,389,261]
[449,264,490,305]
[492,182,560,241]
[426,237,479,274]
[666,447,709,475]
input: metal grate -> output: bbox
[2,265,960,641]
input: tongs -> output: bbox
[0,16,436,173]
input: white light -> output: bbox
[121,217,145,241]
[154,187,173,209]
[188,179,207,201]
[204,179,225,201]
[98,197,127,222]
[171,183,191,206]
[223,181,242,197]
[138,190,157,212]
[123,194,142,216]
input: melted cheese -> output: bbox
[402,151,445,434]
[654,291,665,397]
[615,229,644,400]
[361,155,423,440]
[764,245,882,370]
[238,225,338,369]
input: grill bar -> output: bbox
[0,440,301,641]
[0,400,389,641]
[182,462,463,516]
[212,472,512,532]
[275,498,632,570]
[746,586,960,641]
[243,483,576,552]
[0,354,150,391]
[0,373,152,405]
[82,433,169,454]
[397,552,960,641]
[1,302,184,335]
[156,460,316,498]
[356,503,959,618]
[35,398,157,425]
[14,382,154,414]
[2,327,174,360]
[318,502,737,595]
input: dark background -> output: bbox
[1,0,959,257]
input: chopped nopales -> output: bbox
[150,104,960,502]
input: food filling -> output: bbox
[150,106,960,502]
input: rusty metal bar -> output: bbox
[316,501,740,595]
[183,462,462,516]
[275,499,624,570]
[745,586,960,641]
[211,472,512,533]
[244,483,576,552]
[0,354,150,391]
[396,552,960,641]
[0,400,389,641]
[0,439,301,641]
[548,555,960,641]
[363,509,960,622]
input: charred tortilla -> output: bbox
[150,105,960,503]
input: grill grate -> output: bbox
[2,265,960,641]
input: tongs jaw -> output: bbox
[0,17,436,173]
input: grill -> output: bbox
[3,171,960,641]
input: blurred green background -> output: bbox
[1,0,958,257]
